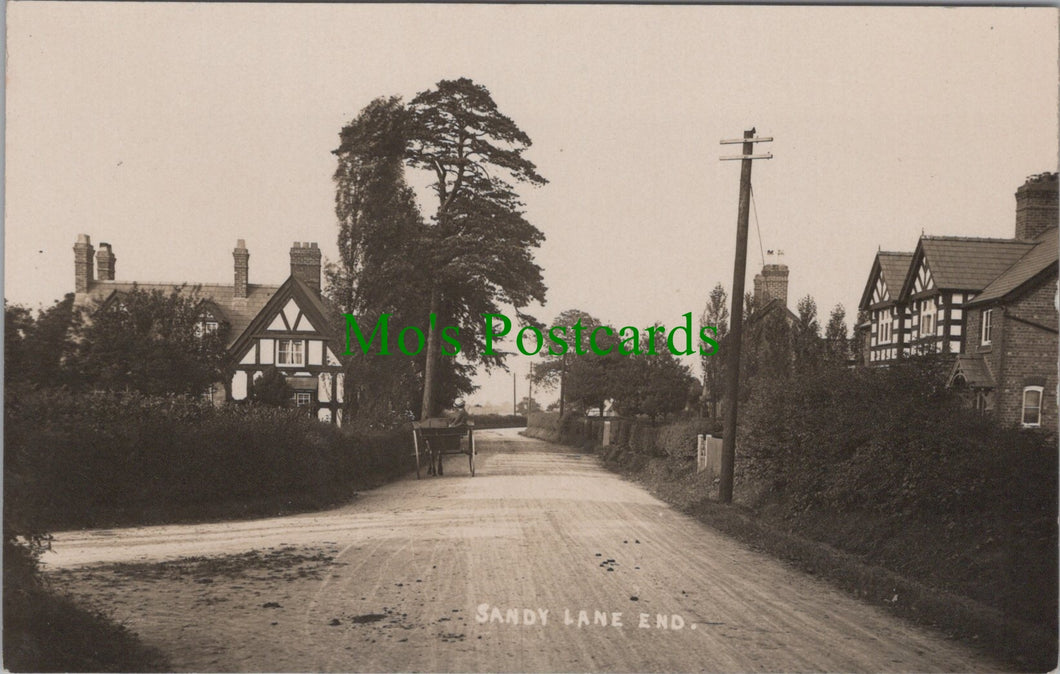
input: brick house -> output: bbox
[72,236,348,424]
[857,172,1058,430]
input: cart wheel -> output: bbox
[469,434,476,477]
[414,438,421,479]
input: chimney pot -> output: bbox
[1015,172,1059,241]
[290,240,322,294]
[234,239,250,299]
[74,234,95,293]
[95,242,116,281]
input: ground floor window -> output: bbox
[974,390,991,414]
[293,391,313,408]
[1022,386,1043,427]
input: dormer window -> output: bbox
[195,312,220,338]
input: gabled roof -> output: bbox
[75,281,280,348]
[747,298,798,326]
[899,236,1035,299]
[227,276,346,361]
[967,227,1059,307]
[949,354,996,389]
[858,251,913,310]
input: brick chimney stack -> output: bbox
[95,243,116,281]
[753,264,789,309]
[234,239,249,299]
[74,234,95,293]
[1015,172,1059,241]
[290,242,321,294]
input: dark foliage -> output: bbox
[331,79,548,421]
[247,366,294,407]
[5,389,414,532]
[4,539,170,672]
[5,295,81,388]
[70,286,230,397]
[737,358,1057,627]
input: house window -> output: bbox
[981,309,993,346]
[878,313,891,344]
[1022,386,1043,427]
[195,317,219,338]
[294,392,313,408]
[974,390,991,414]
[277,339,304,366]
[921,300,935,339]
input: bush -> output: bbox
[5,389,413,532]
[527,411,560,432]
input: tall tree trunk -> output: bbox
[420,287,442,420]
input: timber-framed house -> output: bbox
[72,237,347,424]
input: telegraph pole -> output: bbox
[558,352,567,417]
[718,128,772,503]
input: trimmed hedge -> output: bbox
[527,412,722,458]
[5,389,414,532]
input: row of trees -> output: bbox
[525,285,855,423]
[529,309,700,421]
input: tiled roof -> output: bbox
[74,281,280,348]
[878,252,914,298]
[858,251,913,310]
[968,227,1059,306]
[950,355,995,389]
[917,237,1035,291]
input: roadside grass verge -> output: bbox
[603,448,1055,672]
[525,412,1056,673]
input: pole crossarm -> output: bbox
[720,153,773,161]
[720,137,773,144]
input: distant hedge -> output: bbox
[4,389,413,532]
[526,412,722,457]
[469,414,527,429]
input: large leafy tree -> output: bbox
[332,78,548,420]
[407,78,547,418]
[71,286,230,396]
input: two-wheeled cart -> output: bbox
[412,419,475,478]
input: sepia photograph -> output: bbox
[3,3,1058,672]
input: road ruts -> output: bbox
[45,428,1006,673]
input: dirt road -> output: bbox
[44,429,1004,672]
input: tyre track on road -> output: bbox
[46,429,1007,672]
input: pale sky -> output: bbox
[5,3,1058,408]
